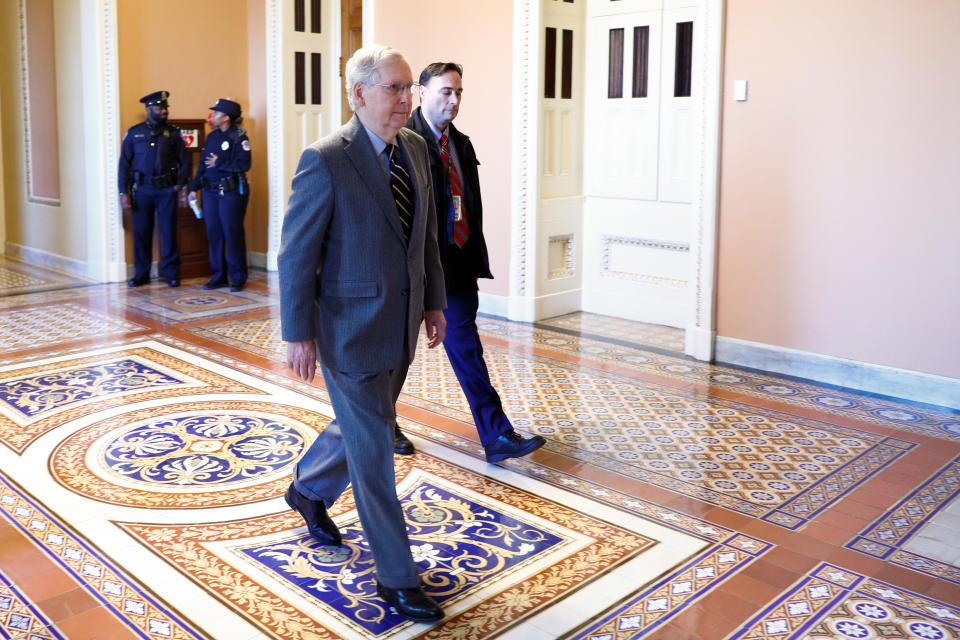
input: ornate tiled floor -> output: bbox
[0,268,957,639]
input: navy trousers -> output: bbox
[439,283,512,446]
[294,349,419,590]
[131,185,179,281]
[202,188,248,286]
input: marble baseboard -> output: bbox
[716,336,960,411]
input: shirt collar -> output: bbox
[364,125,394,156]
[423,112,447,142]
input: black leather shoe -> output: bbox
[376,582,444,622]
[167,279,180,287]
[484,430,546,463]
[284,484,341,545]
[202,279,227,290]
[229,283,245,292]
[394,425,415,455]
[127,277,149,287]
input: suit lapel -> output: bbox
[342,115,406,244]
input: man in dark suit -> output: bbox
[393,63,546,464]
[278,45,446,622]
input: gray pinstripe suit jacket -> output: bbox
[278,115,446,373]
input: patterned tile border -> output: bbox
[476,317,960,442]
[566,534,772,639]
[726,562,960,639]
[0,472,209,640]
[119,452,665,640]
[847,454,960,585]
[0,346,259,453]
[0,567,64,640]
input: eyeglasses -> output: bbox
[369,82,420,96]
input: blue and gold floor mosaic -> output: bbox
[0,273,956,639]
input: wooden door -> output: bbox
[340,0,362,124]
[171,119,210,279]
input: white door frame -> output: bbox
[510,0,723,361]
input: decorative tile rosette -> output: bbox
[120,453,655,639]
[0,347,259,452]
[51,400,329,508]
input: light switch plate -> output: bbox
[734,80,748,102]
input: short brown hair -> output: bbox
[419,62,463,87]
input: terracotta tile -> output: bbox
[741,558,804,590]
[801,520,855,546]
[762,545,821,574]
[783,523,838,558]
[710,571,781,607]
[814,508,872,534]
[17,565,80,602]
[831,497,884,520]
[824,548,885,576]
[703,506,755,531]
[667,600,749,637]
[36,586,101,622]
[872,563,936,593]
[55,606,130,640]
[923,579,960,605]
[649,622,709,640]
[846,488,899,511]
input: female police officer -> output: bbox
[189,98,251,292]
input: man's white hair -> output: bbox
[344,44,406,112]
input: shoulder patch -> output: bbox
[241,139,251,152]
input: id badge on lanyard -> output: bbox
[452,195,463,221]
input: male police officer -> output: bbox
[118,91,191,287]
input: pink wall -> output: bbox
[717,0,960,379]
[375,1,514,296]
[25,0,60,200]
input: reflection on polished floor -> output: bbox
[0,258,957,640]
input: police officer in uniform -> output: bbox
[118,91,191,287]
[189,99,251,292]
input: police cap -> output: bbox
[209,98,242,118]
[140,91,170,107]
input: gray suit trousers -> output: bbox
[294,353,419,590]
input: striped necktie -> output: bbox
[440,134,469,248]
[387,144,413,244]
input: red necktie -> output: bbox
[440,135,469,247]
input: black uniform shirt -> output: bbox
[190,126,252,192]
[117,122,190,192]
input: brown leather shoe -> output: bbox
[284,484,342,545]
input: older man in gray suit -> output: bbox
[278,45,446,622]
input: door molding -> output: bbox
[265,0,285,270]
[81,0,125,282]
